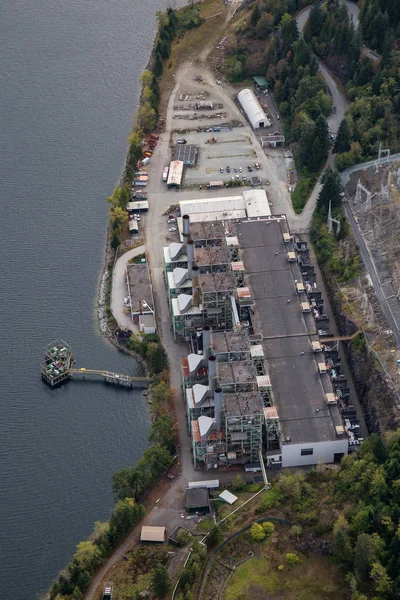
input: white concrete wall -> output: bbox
[282,439,348,468]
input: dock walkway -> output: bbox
[69,368,150,387]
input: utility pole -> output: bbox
[375,141,390,174]
[327,198,341,235]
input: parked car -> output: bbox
[255,162,260,170]
[226,166,230,172]
[239,167,243,172]
[247,165,253,172]
[242,175,247,181]
[177,139,187,144]
[168,227,177,232]
[234,167,238,173]
[220,166,224,173]
[236,175,240,180]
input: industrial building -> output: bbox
[185,488,211,514]
[126,263,155,320]
[140,526,166,543]
[174,144,197,166]
[261,133,285,148]
[177,189,271,223]
[172,212,359,470]
[237,88,271,130]
[163,215,238,339]
[127,200,149,213]
[167,160,184,188]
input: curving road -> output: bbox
[296,4,352,136]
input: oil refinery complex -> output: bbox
[162,194,361,471]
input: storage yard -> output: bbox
[168,74,281,188]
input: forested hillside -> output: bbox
[304,0,400,169]
[360,0,400,52]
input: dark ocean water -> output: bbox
[0,0,183,597]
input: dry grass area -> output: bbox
[203,521,349,600]
[224,552,348,600]
[158,0,228,121]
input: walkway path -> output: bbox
[111,245,145,332]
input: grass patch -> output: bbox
[291,174,317,213]
[224,554,348,600]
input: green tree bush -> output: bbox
[262,521,275,536]
[153,565,171,598]
[250,522,266,542]
[285,553,300,565]
[206,525,223,548]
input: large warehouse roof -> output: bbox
[237,88,271,129]
[180,195,244,215]
[179,190,270,221]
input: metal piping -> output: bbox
[192,265,200,307]
[214,387,223,432]
[187,239,195,279]
[202,325,211,362]
[208,355,217,395]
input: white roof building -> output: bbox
[178,190,270,222]
[237,89,271,130]
[243,189,271,218]
[167,160,184,187]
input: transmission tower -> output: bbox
[396,167,400,188]
[327,198,341,235]
[375,141,390,174]
[355,178,372,211]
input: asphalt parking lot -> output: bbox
[172,129,264,185]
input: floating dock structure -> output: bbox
[41,341,150,388]
[41,340,74,387]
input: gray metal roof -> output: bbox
[174,144,197,164]
[236,219,340,445]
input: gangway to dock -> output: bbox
[68,368,151,388]
[41,340,151,389]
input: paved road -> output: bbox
[111,245,145,332]
[296,6,349,136]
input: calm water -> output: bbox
[0,0,183,597]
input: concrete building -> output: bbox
[261,134,285,148]
[175,211,358,470]
[237,88,271,130]
[164,215,238,339]
[236,219,349,468]
[139,314,156,334]
[185,487,211,514]
[178,189,271,223]
[126,263,155,320]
